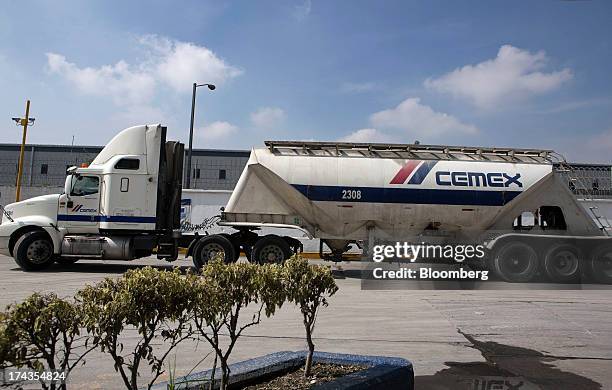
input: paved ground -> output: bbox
[1,254,611,389]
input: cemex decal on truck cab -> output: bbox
[71,204,98,213]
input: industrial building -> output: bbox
[0,143,249,205]
[0,142,610,206]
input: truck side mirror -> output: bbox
[64,175,73,198]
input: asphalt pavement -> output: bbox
[0,255,611,389]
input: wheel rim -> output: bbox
[26,239,52,264]
[549,249,579,276]
[501,247,532,274]
[200,243,225,262]
[259,245,284,263]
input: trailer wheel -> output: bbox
[14,231,55,271]
[251,235,292,264]
[588,245,612,284]
[193,235,236,270]
[543,244,581,283]
[492,241,539,283]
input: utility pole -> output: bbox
[12,100,35,202]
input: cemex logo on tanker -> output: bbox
[390,160,523,188]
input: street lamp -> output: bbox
[186,82,216,189]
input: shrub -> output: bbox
[283,256,338,377]
[0,293,94,390]
[193,259,285,390]
[0,311,9,369]
[77,267,196,390]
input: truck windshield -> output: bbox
[70,176,100,196]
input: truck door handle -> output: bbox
[67,201,73,208]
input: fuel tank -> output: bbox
[224,141,554,240]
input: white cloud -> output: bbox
[340,81,377,93]
[46,35,242,104]
[370,97,478,137]
[293,0,311,21]
[198,121,238,140]
[111,105,167,127]
[250,107,286,129]
[553,128,612,164]
[140,35,242,93]
[338,128,389,143]
[589,128,612,150]
[46,53,156,105]
[425,45,573,109]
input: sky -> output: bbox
[1,0,611,163]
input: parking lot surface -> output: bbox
[1,254,611,389]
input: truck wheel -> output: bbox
[193,235,235,270]
[543,244,581,283]
[251,235,292,264]
[588,245,612,284]
[491,241,539,283]
[220,233,242,262]
[14,231,55,271]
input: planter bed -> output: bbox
[152,351,414,390]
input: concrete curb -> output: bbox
[152,350,414,390]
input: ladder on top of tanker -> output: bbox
[554,158,611,237]
[265,140,555,164]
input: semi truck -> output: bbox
[0,124,611,284]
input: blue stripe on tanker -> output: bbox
[57,215,157,223]
[291,184,521,206]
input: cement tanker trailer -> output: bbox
[192,141,612,283]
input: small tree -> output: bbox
[0,293,95,390]
[283,256,338,377]
[193,259,285,390]
[77,267,196,390]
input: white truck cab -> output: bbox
[0,124,184,270]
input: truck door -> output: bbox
[58,175,101,233]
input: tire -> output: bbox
[491,241,539,283]
[251,235,292,264]
[192,235,236,270]
[13,231,55,271]
[55,257,79,266]
[543,244,581,283]
[588,244,612,284]
[220,233,241,262]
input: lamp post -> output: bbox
[12,100,35,202]
[186,82,216,189]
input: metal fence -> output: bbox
[557,164,612,199]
